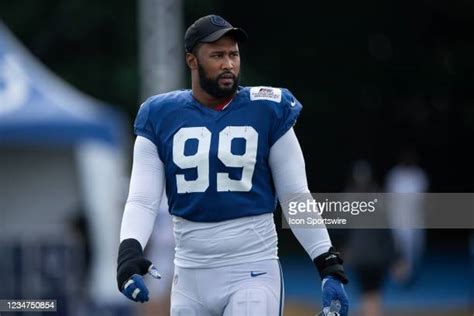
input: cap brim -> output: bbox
[200,27,248,44]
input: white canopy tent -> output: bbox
[0,21,128,304]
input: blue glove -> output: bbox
[321,276,349,316]
[117,239,161,303]
[122,268,161,302]
[314,247,350,316]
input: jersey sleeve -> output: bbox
[269,88,303,146]
[134,97,158,145]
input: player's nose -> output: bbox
[222,55,234,70]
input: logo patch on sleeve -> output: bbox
[250,87,282,103]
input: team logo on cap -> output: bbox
[210,15,230,27]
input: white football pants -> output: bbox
[170,259,284,316]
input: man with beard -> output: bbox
[116,15,349,316]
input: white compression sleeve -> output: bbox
[269,128,332,259]
[120,136,165,249]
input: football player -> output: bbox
[117,14,349,316]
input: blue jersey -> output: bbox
[134,86,302,222]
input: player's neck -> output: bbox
[191,87,235,109]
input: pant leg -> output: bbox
[170,266,214,316]
[223,259,284,316]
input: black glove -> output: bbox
[314,246,349,284]
[117,238,161,302]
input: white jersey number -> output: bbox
[173,127,212,193]
[173,126,258,193]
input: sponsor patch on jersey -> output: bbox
[250,87,282,103]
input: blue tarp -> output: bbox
[0,21,125,147]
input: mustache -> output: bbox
[217,71,236,80]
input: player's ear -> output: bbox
[186,53,198,70]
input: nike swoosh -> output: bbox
[250,271,267,277]
[290,99,296,107]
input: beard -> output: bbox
[197,62,240,99]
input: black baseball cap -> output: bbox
[184,15,248,53]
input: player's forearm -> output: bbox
[287,216,332,259]
[120,136,165,249]
[279,192,332,259]
[120,203,157,249]
[269,128,332,259]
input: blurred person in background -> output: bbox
[385,149,429,286]
[116,14,349,316]
[343,160,396,316]
[67,212,92,294]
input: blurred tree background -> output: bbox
[1,0,472,250]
